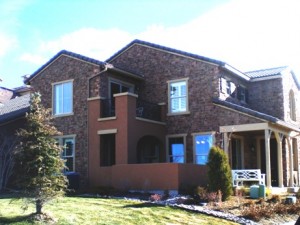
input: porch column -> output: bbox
[265,129,272,188]
[274,132,284,188]
[287,137,294,187]
[223,132,230,155]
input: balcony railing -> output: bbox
[136,99,161,121]
[100,98,161,121]
[101,99,115,117]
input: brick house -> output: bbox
[24,39,300,192]
[0,86,31,189]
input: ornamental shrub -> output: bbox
[207,146,232,201]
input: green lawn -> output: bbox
[0,196,238,225]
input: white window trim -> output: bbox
[167,78,190,115]
[108,77,134,97]
[52,79,74,117]
[166,133,187,163]
[192,132,215,165]
[54,134,76,172]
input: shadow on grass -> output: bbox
[123,202,165,208]
[0,213,34,224]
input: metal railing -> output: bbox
[136,99,161,121]
[101,99,115,117]
[100,98,161,121]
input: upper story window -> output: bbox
[109,79,134,99]
[289,90,296,121]
[53,80,73,116]
[237,85,248,103]
[168,78,189,114]
[220,77,236,97]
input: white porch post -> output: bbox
[274,132,284,188]
[223,132,230,155]
[265,129,272,188]
[287,137,294,187]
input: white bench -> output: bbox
[232,169,265,187]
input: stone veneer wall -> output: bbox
[29,55,101,186]
[248,78,284,120]
[108,44,265,163]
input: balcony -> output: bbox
[100,95,164,122]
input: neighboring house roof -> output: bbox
[0,87,14,103]
[24,50,106,84]
[13,85,32,96]
[106,39,250,81]
[212,97,300,132]
[0,94,30,124]
[245,66,288,79]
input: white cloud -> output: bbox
[19,53,46,65]
[0,34,17,57]
[139,0,300,73]
[0,0,33,58]
[19,0,300,77]
[38,28,133,60]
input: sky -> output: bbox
[1,0,300,89]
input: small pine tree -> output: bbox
[14,92,68,214]
[207,146,232,201]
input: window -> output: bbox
[56,136,75,172]
[109,80,134,99]
[168,78,188,114]
[289,90,296,121]
[226,81,231,95]
[100,134,116,167]
[53,81,73,115]
[168,136,185,163]
[194,133,214,165]
[237,86,248,103]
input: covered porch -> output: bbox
[220,122,300,189]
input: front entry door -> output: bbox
[260,138,278,186]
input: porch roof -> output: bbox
[212,97,300,133]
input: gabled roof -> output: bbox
[106,39,250,81]
[106,39,226,66]
[245,66,288,79]
[0,94,30,124]
[24,50,106,84]
[212,97,300,132]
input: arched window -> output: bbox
[289,90,296,121]
[137,136,162,163]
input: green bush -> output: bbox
[207,146,233,201]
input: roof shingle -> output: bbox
[0,94,30,124]
[245,66,288,78]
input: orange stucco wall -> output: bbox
[88,93,208,191]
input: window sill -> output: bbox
[167,111,190,116]
[53,112,74,118]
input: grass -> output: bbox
[0,196,239,225]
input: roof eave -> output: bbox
[222,64,250,81]
[108,67,144,81]
[25,50,105,84]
